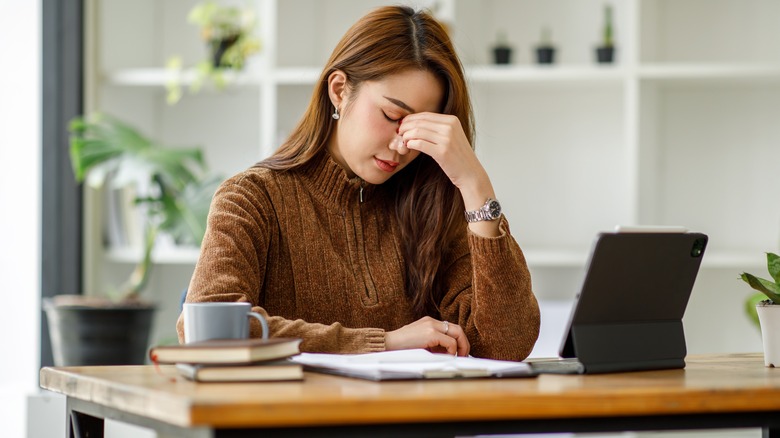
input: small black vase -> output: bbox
[535,46,556,64]
[596,46,615,64]
[493,46,512,65]
[210,35,239,68]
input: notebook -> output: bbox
[528,227,708,374]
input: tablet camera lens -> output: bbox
[690,238,706,258]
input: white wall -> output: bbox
[0,0,42,437]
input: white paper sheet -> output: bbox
[290,349,535,380]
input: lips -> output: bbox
[374,157,399,173]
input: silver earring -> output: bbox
[332,107,340,120]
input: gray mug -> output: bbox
[183,302,269,343]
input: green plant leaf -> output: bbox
[68,112,219,300]
[740,272,780,303]
[69,114,206,192]
[768,252,780,284]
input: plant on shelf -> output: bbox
[167,1,261,104]
[43,113,221,366]
[595,3,615,64]
[739,252,780,367]
[535,26,556,65]
[491,30,513,65]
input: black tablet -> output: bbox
[532,229,708,374]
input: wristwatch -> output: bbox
[464,198,502,223]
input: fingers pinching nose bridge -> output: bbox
[391,135,407,153]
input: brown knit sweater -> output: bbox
[176,153,540,360]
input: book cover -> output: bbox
[150,338,302,365]
[291,349,536,381]
[175,360,303,382]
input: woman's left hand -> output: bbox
[397,112,488,192]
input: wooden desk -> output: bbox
[41,353,780,438]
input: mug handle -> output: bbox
[247,311,269,340]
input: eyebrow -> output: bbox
[383,96,416,113]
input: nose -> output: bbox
[389,135,410,155]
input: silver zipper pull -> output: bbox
[359,182,364,203]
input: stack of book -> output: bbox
[149,338,303,382]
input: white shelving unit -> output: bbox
[85,0,780,354]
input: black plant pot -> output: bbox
[44,298,155,366]
[210,35,239,68]
[535,46,556,64]
[596,46,615,64]
[493,46,512,65]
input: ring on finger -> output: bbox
[443,320,449,335]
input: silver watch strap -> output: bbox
[464,209,486,223]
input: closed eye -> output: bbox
[383,111,402,123]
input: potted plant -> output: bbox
[43,113,219,366]
[740,252,780,367]
[535,26,556,65]
[167,1,262,104]
[492,30,513,65]
[595,4,615,64]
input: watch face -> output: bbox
[488,200,501,219]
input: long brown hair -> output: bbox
[258,6,474,318]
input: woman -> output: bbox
[177,5,540,360]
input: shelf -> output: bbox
[522,248,590,268]
[106,65,628,88]
[273,67,321,84]
[105,68,262,87]
[699,250,773,270]
[105,67,323,87]
[103,63,780,89]
[639,64,780,83]
[106,246,201,265]
[466,64,627,83]
[521,247,770,270]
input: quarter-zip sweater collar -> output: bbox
[299,152,378,207]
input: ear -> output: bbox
[327,70,348,108]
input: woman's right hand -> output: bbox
[385,316,470,356]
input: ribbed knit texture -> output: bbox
[176,153,540,360]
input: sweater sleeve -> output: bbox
[438,216,540,361]
[175,175,386,353]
